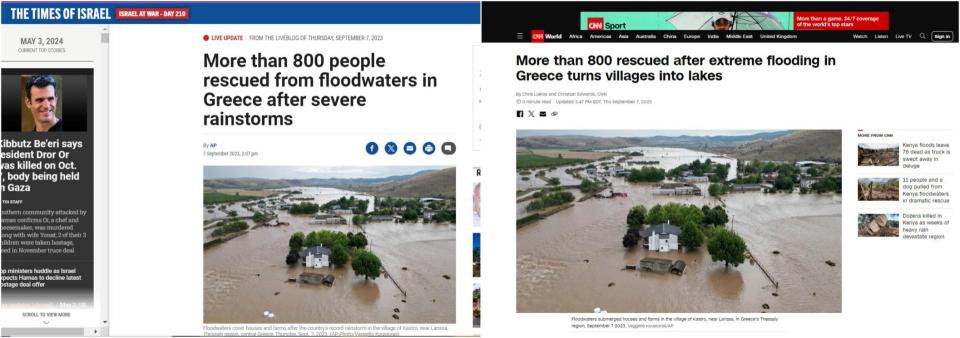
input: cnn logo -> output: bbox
[531,29,545,42]
[587,17,604,30]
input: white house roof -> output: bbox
[643,223,681,237]
[302,246,332,257]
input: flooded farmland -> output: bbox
[204,187,455,323]
[516,147,736,192]
[516,148,841,313]
[603,147,739,181]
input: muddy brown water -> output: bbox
[517,178,841,313]
[204,188,455,323]
[204,202,254,221]
[603,147,739,181]
[517,147,735,193]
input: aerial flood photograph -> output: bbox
[203,166,456,323]
[858,143,899,166]
[516,130,842,313]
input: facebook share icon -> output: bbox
[365,142,379,155]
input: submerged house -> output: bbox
[298,272,335,286]
[670,260,687,275]
[420,197,446,204]
[301,245,332,268]
[800,177,820,189]
[332,208,354,216]
[653,183,702,196]
[732,183,772,192]
[680,175,710,183]
[370,215,401,223]
[643,223,682,252]
[638,257,673,272]
[313,213,347,225]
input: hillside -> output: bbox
[203,171,429,190]
[516,131,792,150]
[356,167,456,199]
[732,130,842,162]
[516,135,634,149]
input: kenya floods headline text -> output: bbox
[202,52,438,127]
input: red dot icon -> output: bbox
[203,35,209,41]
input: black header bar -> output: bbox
[482,1,958,43]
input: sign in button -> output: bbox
[931,31,955,42]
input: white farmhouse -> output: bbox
[301,245,332,268]
[643,223,682,252]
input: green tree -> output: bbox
[289,202,321,214]
[812,176,840,194]
[289,232,305,250]
[330,244,349,267]
[432,209,456,223]
[352,250,383,280]
[403,207,419,221]
[622,230,640,248]
[707,229,747,269]
[285,250,300,265]
[211,220,248,237]
[679,223,704,249]
[252,211,270,223]
[708,183,725,197]
[349,232,368,248]
[704,206,729,226]
[714,206,729,225]
[304,231,321,248]
[773,175,794,191]
[646,204,667,224]
[579,178,602,194]
[627,166,666,183]
[713,164,730,182]
[626,205,647,231]
[526,191,575,211]
[352,214,369,225]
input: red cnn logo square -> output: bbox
[531,29,545,42]
[587,17,604,30]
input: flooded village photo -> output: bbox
[203,166,456,323]
[516,130,842,313]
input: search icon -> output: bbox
[920,32,926,40]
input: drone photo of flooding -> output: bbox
[516,130,842,313]
[203,166,456,323]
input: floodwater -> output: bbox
[204,202,253,221]
[280,186,376,214]
[516,180,841,313]
[204,188,455,323]
[516,147,736,192]
[605,147,739,181]
[517,167,581,191]
[517,189,585,219]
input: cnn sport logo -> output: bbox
[587,17,604,30]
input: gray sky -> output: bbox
[203,166,448,179]
[516,130,782,138]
